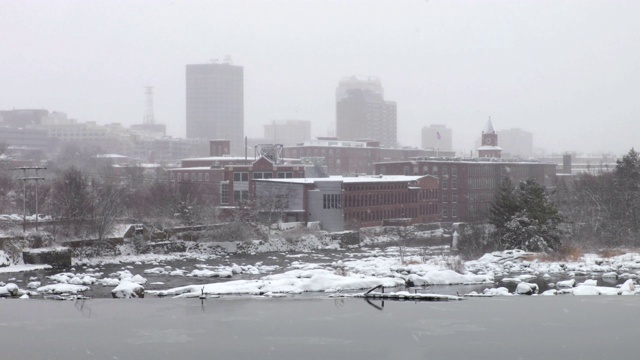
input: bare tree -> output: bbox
[50,166,94,238]
[394,223,414,264]
[255,186,291,233]
[90,183,126,242]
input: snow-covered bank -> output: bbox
[7,228,640,300]
[0,264,52,273]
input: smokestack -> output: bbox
[562,154,572,174]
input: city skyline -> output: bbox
[1,1,639,155]
[336,76,397,148]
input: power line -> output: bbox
[13,166,46,232]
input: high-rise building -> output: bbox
[336,76,384,101]
[422,124,452,151]
[264,120,311,146]
[335,76,397,148]
[186,61,244,155]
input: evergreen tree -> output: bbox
[489,177,520,246]
[490,178,563,252]
[613,148,640,235]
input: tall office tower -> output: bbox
[186,60,244,155]
[264,120,311,146]
[336,76,397,148]
[422,124,453,151]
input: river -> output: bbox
[1,296,638,359]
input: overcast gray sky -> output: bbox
[2,0,639,155]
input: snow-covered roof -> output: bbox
[477,146,503,151]
[483,118,495,133]
[109,224,132,238]
[167,167,217,171]
[96,154,128,158]
[255,175,429,185]
[182,156,250,161]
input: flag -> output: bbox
[436,131,441,140]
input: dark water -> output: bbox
[1,296,639,359]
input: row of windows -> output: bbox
[419,203,440,216]
[389,164,459,177]
[221,183,229,204]
[343,190,437,208]
[323,194,342,209]
[233,190,249,202]
[468,177,498,190]
[170,172,211,182]
[233,172,249,182]
[345,207,421,223]
[234,171,296,181]
[442,192,459,203]
[441,177,457,190]
[344,183,406,192]
[468,166,499,177]
[289,147,372,157]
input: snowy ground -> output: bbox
[4,240,640,300]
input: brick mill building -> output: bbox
[283,137,455,176]
[253,175,441,231]
[375,158,556,222]
[167,141,307,206]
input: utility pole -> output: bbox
[13,166,46,232]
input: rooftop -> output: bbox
[375,157,556,165]
[255,175,430,184]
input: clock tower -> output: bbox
[478,117,502,158]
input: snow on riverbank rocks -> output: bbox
[36,283,89,295]
[149,265,492,298]
[46,272,99,285]
[405,271,493,287]
[515,282,539,295]
[142,262,278,279]
[0,283,20,297]
[111,280,144,298]
[237,235,340,254]
[148,269,407,297]
[109,270,147,285]
[467,250,640,286]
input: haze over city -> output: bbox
[2,0,639,154]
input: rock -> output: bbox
[515,282,538,295]
[27,281,41,289]
[405,274,428,287]
[572,286,600,296]
[111,280,144,299]
[619,279,635,294]
[602,272,618,279]
[0,283,20,297]
[231,264,242,274]
[22,247,72,268]
[556,279,576,288]
[579,279,598,287]
[129,274,148,285]
[483,287,511,296]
